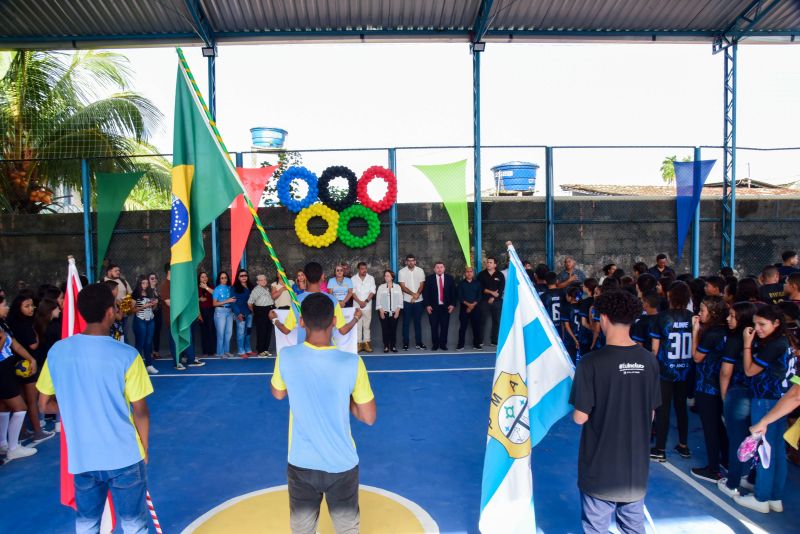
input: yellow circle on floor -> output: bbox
[182,485,439,533]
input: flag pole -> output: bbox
[175,48,300,312]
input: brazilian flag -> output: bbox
[170,60,243,360]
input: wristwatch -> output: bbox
[272,317,280,325]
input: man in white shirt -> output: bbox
[351,262,376,353]
[398,254,426,351]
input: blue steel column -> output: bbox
[472,49,482,272]
[208,53,221,280]
[692,147,701,277]
[721,44,737,269]
[545,147,554,269]
[235,152,246,270]
[388,148,398,270]
[81,159,94,282]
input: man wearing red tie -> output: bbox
[424,262,457,351]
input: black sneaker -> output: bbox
[456,345,464,351]
[474,344,483,350]
[691,466,722,483]
[402,345,409,351]
[675,444,691,459]
[430,346,438,351]
[188,360,206,367]
[418,343,427,350]
[650,448,666,462]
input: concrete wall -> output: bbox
[2,196,798,293]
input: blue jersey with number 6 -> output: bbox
[649,309,694,382]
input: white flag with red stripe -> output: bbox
[60,257,116,533]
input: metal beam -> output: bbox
[692,147,701,277]
[472,48,482,273]
[388,148,398,270]
[81,159,94,283]
[182,0,215,46]
[545,147,555,269]
[209,53,221,280]
[721,45,737,269]
[713,0,784,53]
[471,0,495,43]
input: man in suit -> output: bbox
[424,261,457,351]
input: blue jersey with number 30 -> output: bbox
[649,309,694,382]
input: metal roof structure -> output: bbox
[1,0,800,49]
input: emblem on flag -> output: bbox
[170,194,189,246]
[488,372,530,459]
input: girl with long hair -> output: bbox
[197,271,216,356]
[0,295,39,461]
[148,273,162,360]
[212,271,236,357]
[132,275,158,375]
[689,296,730,482]
[232,269,255,356]
[718,301,757,497]
[736,304,796,513]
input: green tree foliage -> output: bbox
[0,50,168,213]
[260,151,303,205]
[660,155,692,184]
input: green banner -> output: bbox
[95,171,144,278]
[414,159,471,267]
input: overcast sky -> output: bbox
[114,42,800,197]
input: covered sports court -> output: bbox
[2,352,798,532]
[1,1,799,532]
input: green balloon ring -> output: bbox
[337,205,381,248]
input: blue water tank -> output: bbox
[491,161,539,193]
[250,127,288,149]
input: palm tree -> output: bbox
[660,155,692,185]
[0,50,168,213]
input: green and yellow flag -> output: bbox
[170,57,244,360]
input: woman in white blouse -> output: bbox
[376,269,403,352]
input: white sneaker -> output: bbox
[769,500,783,513]
[146,365,159,375]
[5,445,38,461]
[717,478,739,498]
[173,363,186,371]
[740,476,755,492]
[734,494,769,513]
[0,442,7,454]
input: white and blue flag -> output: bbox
[479,244,575,533]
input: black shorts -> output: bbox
[0,357,22,400]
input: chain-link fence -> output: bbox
[1,145,798,291]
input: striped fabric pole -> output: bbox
[146,491,162,534]
[176,48,300,311]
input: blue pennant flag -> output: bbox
[675,160,716,260]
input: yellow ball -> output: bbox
[15,359,33,378]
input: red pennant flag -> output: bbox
[230,166,277,275]
[60,257,116,532]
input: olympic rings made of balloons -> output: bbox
[277,166,319,213]
[357,166,397,213]
[337,204,381,248]
[318,165,358,212]
[294,203,340,248]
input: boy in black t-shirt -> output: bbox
[561,285,582,363]
[631,291,659,353]
[784,272,800,305]
[577,278,598,356]
[541,272,563,333]
[570,290,661,534]
[759,266,785,304]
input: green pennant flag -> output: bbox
[95,171,144,278]
[170,53,244,360]
[414,159,472,267]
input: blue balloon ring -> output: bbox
[277,166,319,213]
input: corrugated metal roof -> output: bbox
[0,0,798,48]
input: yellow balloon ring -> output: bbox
[182,484,439,534]
[295,204,339,248]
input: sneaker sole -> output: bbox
[690,471,720,483]
[32,434,55,444]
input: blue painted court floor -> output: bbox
[0,352,796,533]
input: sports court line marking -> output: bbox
[196,351,495,359]
[150,367,495,378]
[657,461,768,534]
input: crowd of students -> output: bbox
[539,251,799,515]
